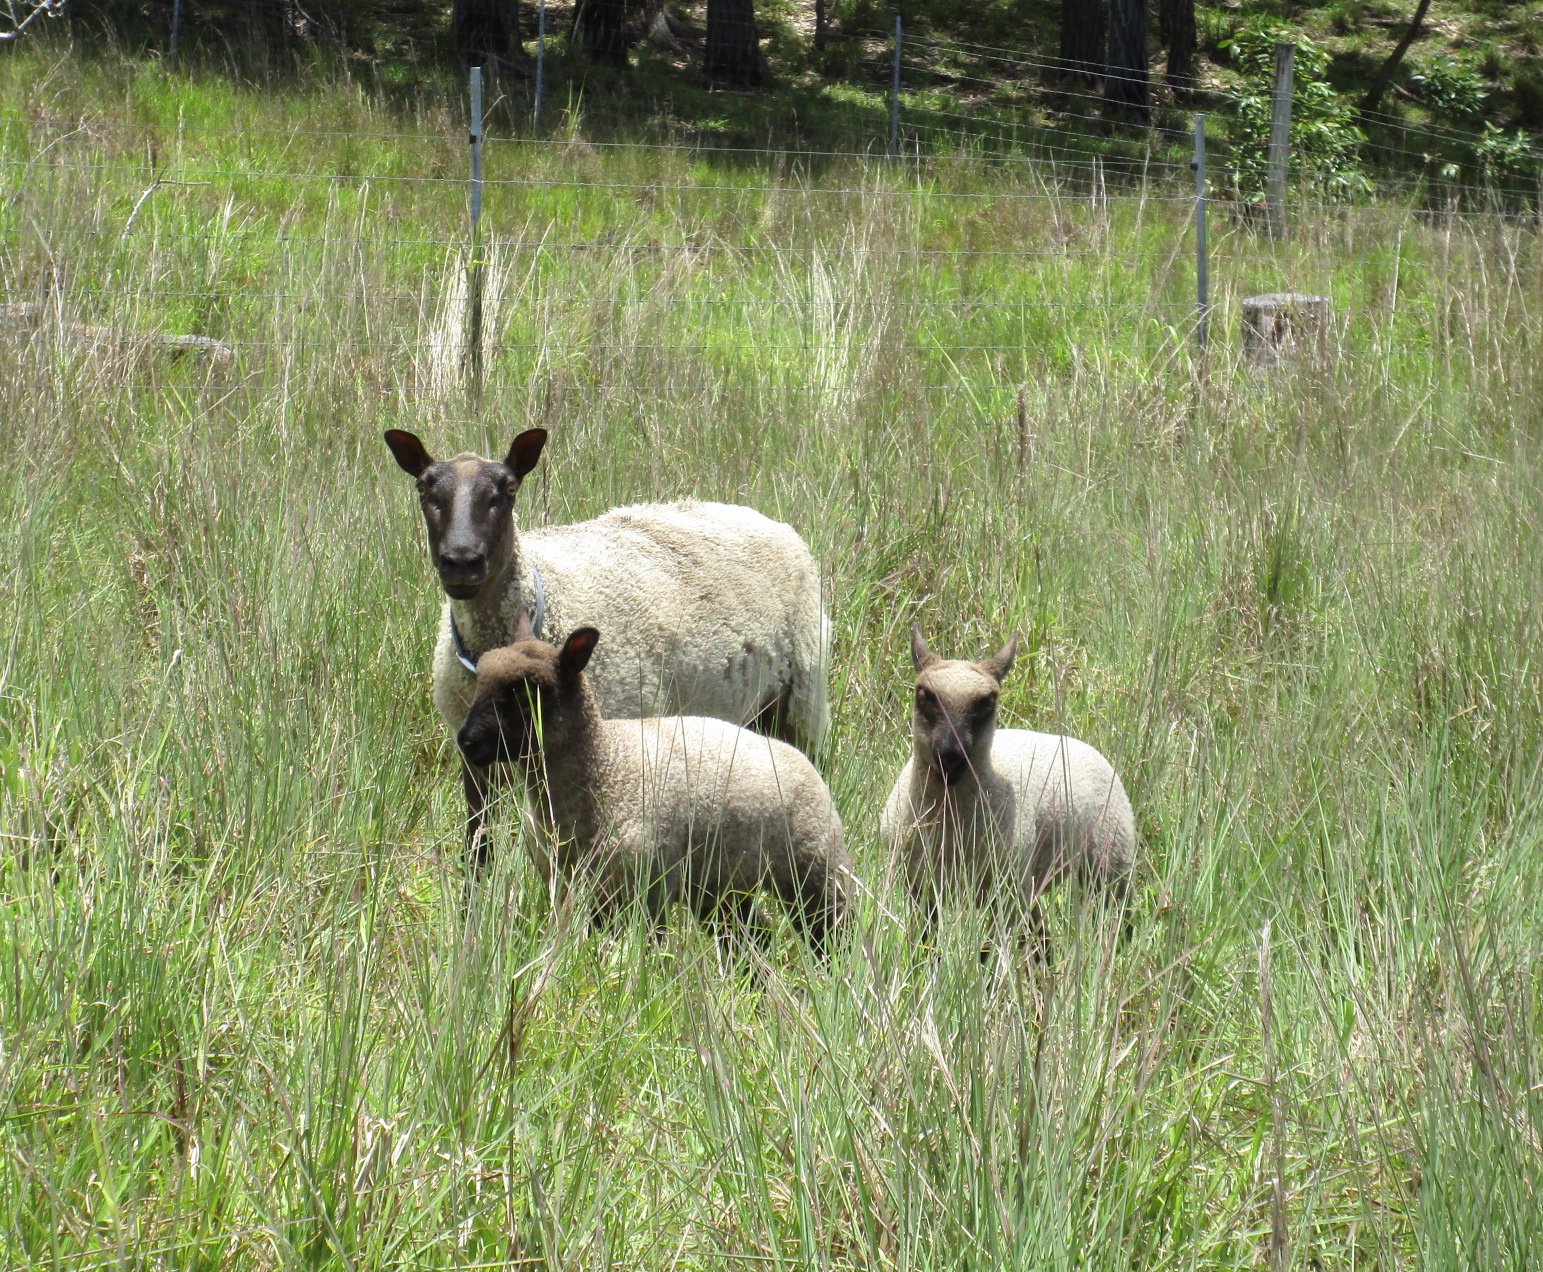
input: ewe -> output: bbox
[881,629,1135,936]
[457,620,849,956]
[384,428,830,867]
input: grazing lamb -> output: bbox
[881,629,1136,936]
[456,620,849,956]
[383,427,830,867]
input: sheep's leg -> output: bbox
[748,688,799,748]
[461,759,493,872]
[696,889,774,973]
[1017,904,1054,966]
[772,862,844,960]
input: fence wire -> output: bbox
[0,111,1535,410]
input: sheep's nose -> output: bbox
[457,722,493,766]
[933,743,969,785]
[440,545,486,571]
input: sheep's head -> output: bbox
[383,428,547,601]
[457,622,599,770]
[908,627,1017,788]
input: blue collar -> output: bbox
[450,562,546,675]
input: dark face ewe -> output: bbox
[456,625,600,769]
[909,628,1019,788]
[383,428,548,601]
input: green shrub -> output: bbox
[1410,58,1488,117]
[1222,22,1369,198]
[1511,68,1543,128]
[1327,2,1367,36]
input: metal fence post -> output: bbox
[1266,41,1294,240]
[1194,114,1209,355]
[534,0,547,128]
[889,14,902,159]
[466,66,485,401]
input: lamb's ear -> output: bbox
[911,626,939,672]
[384,429,434,477]
[981,636,1018,683]
[504,429,548,481]
[558,627,600,679]
[512,611,535,643]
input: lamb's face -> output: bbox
[456,628,600,770]
[382,428,547,602]
[457,644,562,769]
[912,663,1001,787]
[909,629,1017,788]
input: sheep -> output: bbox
[382,427,830,868]
[880,629,1136,940]
[455,619,849,956]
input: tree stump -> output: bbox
[1241,293,1331,370]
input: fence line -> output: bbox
[0,104,1535,410]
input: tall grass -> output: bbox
[1,46,1541,1269]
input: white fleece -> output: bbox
[532,713,848,935]
[432,500,829,754]
[882,728,1136,915]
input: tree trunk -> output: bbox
[1059,0,1108,85]
[574,0,630,67]
[1359,0,1432,121]
[452,0,529,73]
[1159,0,1195,98]
[1105,0,1150,121]
[705,0,764,87]
[814,0,829,51]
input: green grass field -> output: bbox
[2,47,1542,1269]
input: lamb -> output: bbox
[383,427,830,868]
[880,629,1136,936]
[455,620,850,956]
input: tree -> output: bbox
[452,0,528,73]
[1059,0,1107,86]
[704,0,764,87]
[573,0,629,68]
[1359,0,1433,121]
[1159,0,1196,99]
[1105,0,1150,121]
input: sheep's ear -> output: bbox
[981,636,1018,683]
[558,627,600,678]
[384,429,434,477]
[911,627,939,672]
[504,429,548,481]
[512,611,535,643]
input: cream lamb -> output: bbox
[456,620,849,955]
[384,427,830,867]
[881,629,1136,932]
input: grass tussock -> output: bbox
[1,44,1542,1270]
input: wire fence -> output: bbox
[0,61,1537,415]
